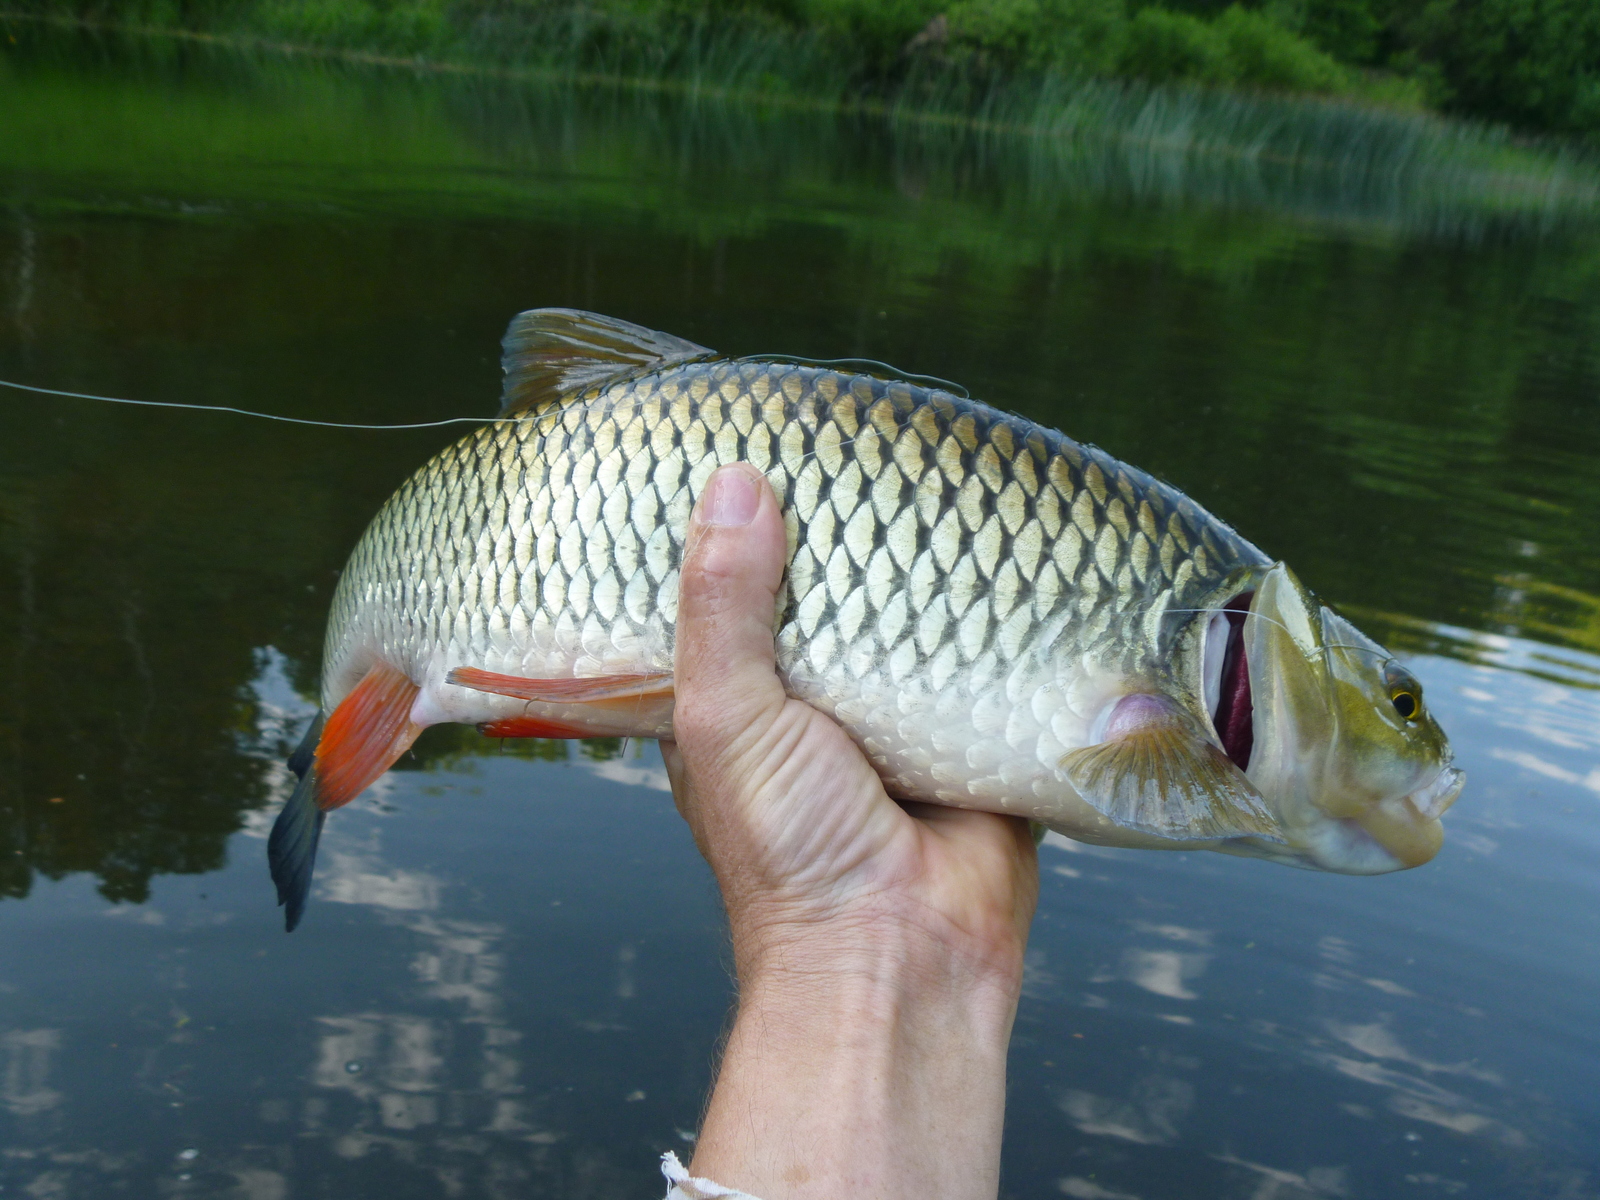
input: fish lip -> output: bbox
[1407,764,1465,822]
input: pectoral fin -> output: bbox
[1062,693,1281,842]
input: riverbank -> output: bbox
[3,4,1597,226]
[8,0,1589,130]
[3,17,1598,257]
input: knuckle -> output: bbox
[686,536,750,594]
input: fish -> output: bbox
[269,308,1463,930]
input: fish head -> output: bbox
[1235,562,1463,873]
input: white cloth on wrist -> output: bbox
[661,1151,767,1200]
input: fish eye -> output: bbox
[1390,689,1420,721]
[1381,661,1423,723]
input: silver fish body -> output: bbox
[329,352,1267,834]
[270,309,1462,930]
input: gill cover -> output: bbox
[1243,563,1462,872]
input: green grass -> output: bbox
[0,0,1454,110]
[9,0,1600,142]
[2,18,1596,264]
[2,4,1596,236]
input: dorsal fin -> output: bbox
[498,309,716,416]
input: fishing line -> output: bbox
[0,368,963,469]
[0,376,504,430]
[742,354,972,399]
[0,369,953,495]
[1,357,974,430]
[13,375,1417,682]
[10,372,1420,677]
[1162,606,1306,647]
[1164,606,1394,663]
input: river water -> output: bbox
[1,28,1598,1200]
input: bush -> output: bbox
[1118,7,1228,83]
[943,0,1125,72]
[1298,0,1382,64]
[1214,4,1346,91]
[760,0,1352,96]
[22,0,1600,134]
[1118,4,1346,91]
[1403,0,1600,134]
[797,0,942,65]
[12,0,256,26]
[254,0,453,52]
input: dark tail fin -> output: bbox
[270,713,326,932]
[267,667,425,931]
[286,710,323,781]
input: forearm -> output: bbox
[690,920,1023,1200]
[667,468,1036,1200]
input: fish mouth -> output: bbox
[1406,764,1465,822]
[1209,590,1255,772]
[1337,767,1462,870]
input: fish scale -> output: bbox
[324,356,1264,820]
[270,309,1461,930]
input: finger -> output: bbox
[673,464,789,761]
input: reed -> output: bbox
[0,0,1440,111]
[3,5,1596,233]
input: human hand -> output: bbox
[662,463,1039,1200]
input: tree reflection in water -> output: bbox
[1,33,1599,1198]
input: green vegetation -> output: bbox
[2,26,1593,240]
[6,0,1600,137]
[2,37,1599,900]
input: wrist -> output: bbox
[728,890,1029,1012]
[692,910,1020,1199]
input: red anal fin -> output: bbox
[479,715,597,739]
[315,663,423,811]
[448,666,674,708]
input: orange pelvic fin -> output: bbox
[448,666,674,708]
[479,715,598,739]
[315,663,425,811]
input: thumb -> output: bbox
[671,464,790,761]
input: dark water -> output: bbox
[2,29,1600,1200]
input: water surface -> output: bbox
[1,30,1598,1199]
